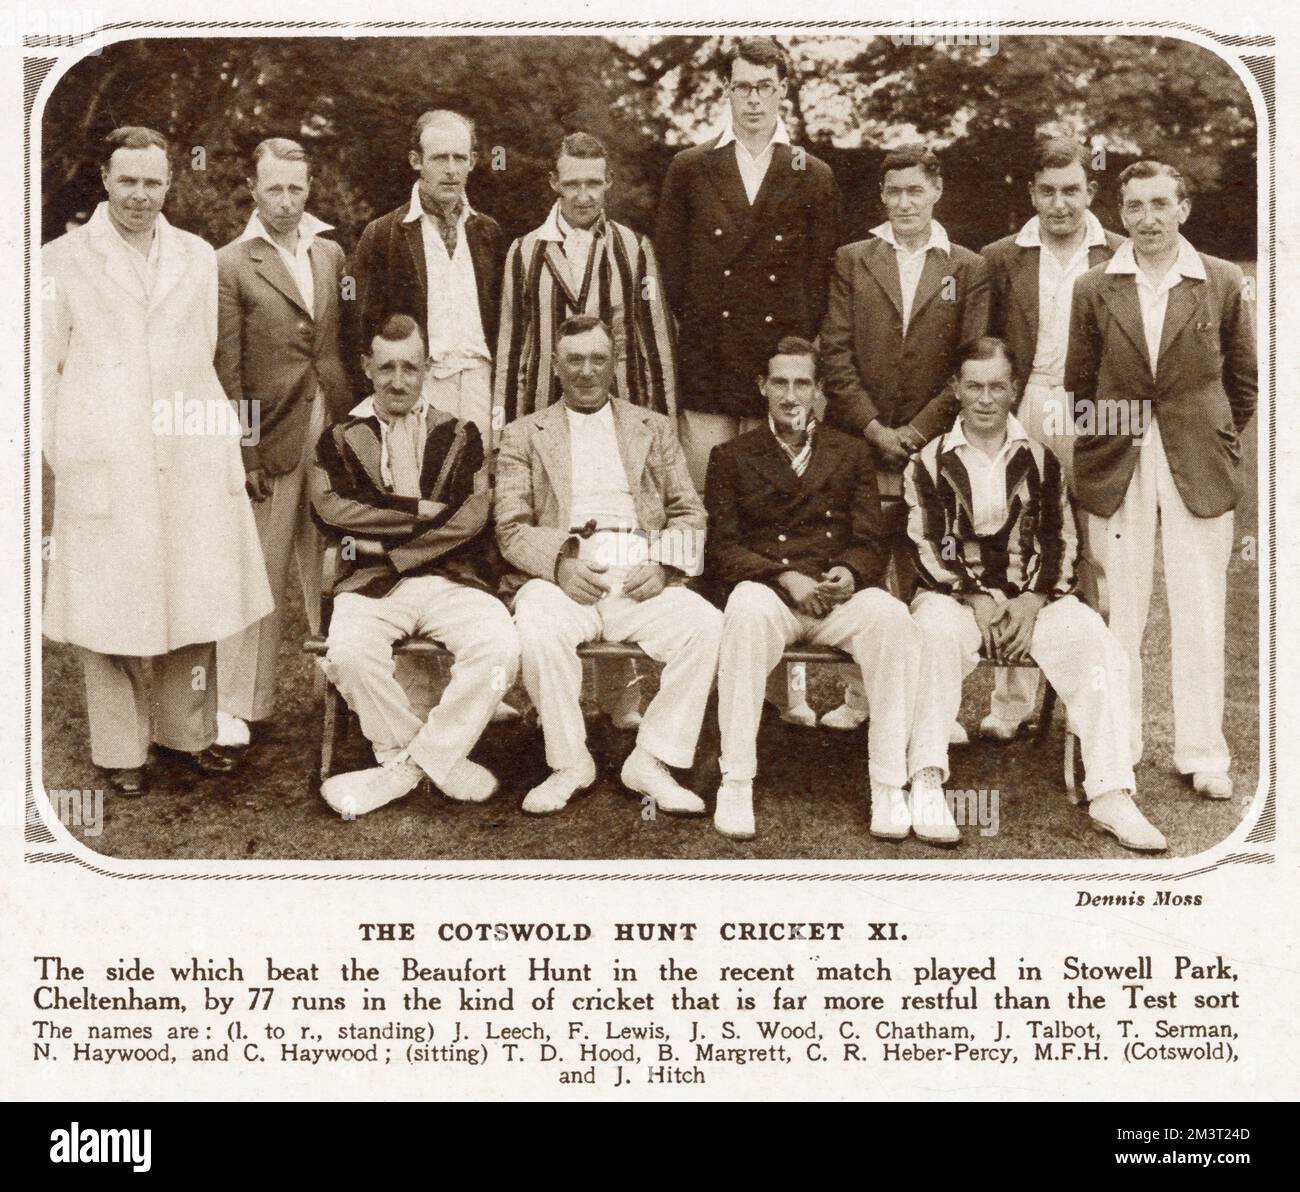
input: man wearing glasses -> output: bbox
[655,36,841,491]
[655,35,841,727]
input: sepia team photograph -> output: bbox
[34,22,1263,866]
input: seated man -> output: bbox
[495,314,722,816]
[903,336,1166,851]
[310,314,520,818]
[706,337,935,843]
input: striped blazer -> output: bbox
[310,400,497,600]
[903,421,1077,600]
[493,206,677,426]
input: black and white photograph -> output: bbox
[2,1,1294,1116]
[35,25,1262,860]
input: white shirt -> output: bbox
[716,118,792,204]
[1014,209,1108,384]
[239,209,334,313]
[565,400,638,530]
[871,220,952,331]
[1105,235,1207,375]
[556,206,599,290]
[349,395,429,493]
[402,182,490,377]
[943,413,1032,537]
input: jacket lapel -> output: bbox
[746,427,801,496]
[308,237,333,323]
[1010,245,1040,344]
[85,217,147,306]
[1098,275,1151,371]
[542,242,582,309]
[704,142,755,245]
[401,214,428,310]
[147,216,190,315]
[732,143,797,260]
[906,247,950,328]
[534,401,573,528]
[797,425,842,496]
[249,241,310,317]
[862,241,904,322]
[610,399,653,497]
[1156,276,1203,367]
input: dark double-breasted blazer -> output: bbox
[654,135,841,419]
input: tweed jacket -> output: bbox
[703,423,888,605]
[493,397,705,601]
[309,399,496,599]
[904,418,1078,601]
[215,226,350,477]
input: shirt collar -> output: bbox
[1014,208,1107,250]
[239,209,334,251]
[564,398,616,428]
[1104,234,1206,281]
[538,201,607,244]
[943,412,1030,455]
[768,415,817,448]
[349,394,428,422]
[93,201,166,261]
[714,116,791,154]
[403,181,475,225]
[871,219,951,255]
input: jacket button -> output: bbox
[825,510,832,517]
[826,531,833,538]
[769,274,777,282]
[723,269,731,277]
[775,234,784,242]
[778,534,787,542]
[764,315,773,324]
[722,310,730,319]
[715,228,723,236]
[781,558,790,565]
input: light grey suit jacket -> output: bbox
[493,398,705,600]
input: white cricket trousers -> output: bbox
[1086,417,1234,774]
[323,576,520,784]
[513,579,722,773]
[910,591,1135,802]
[717,582,919,789]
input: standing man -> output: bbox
[977,137,1124,741]
[495,131,676,424]
[495,316,723,818]
[654,35,841,490]
[1066,161,1256,801]
[42,127,272,795]
[655,36,839,727]
[351,110,505,449]
[311,315,519,819]
[214,137,349,748]
[905,337,1166,852]
[705,339,926,844]
[818,143,989,730]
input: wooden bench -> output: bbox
[301,635,1072,794]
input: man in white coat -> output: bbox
[42,126,272,795]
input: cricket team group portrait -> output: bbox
[36,31,1263,863]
